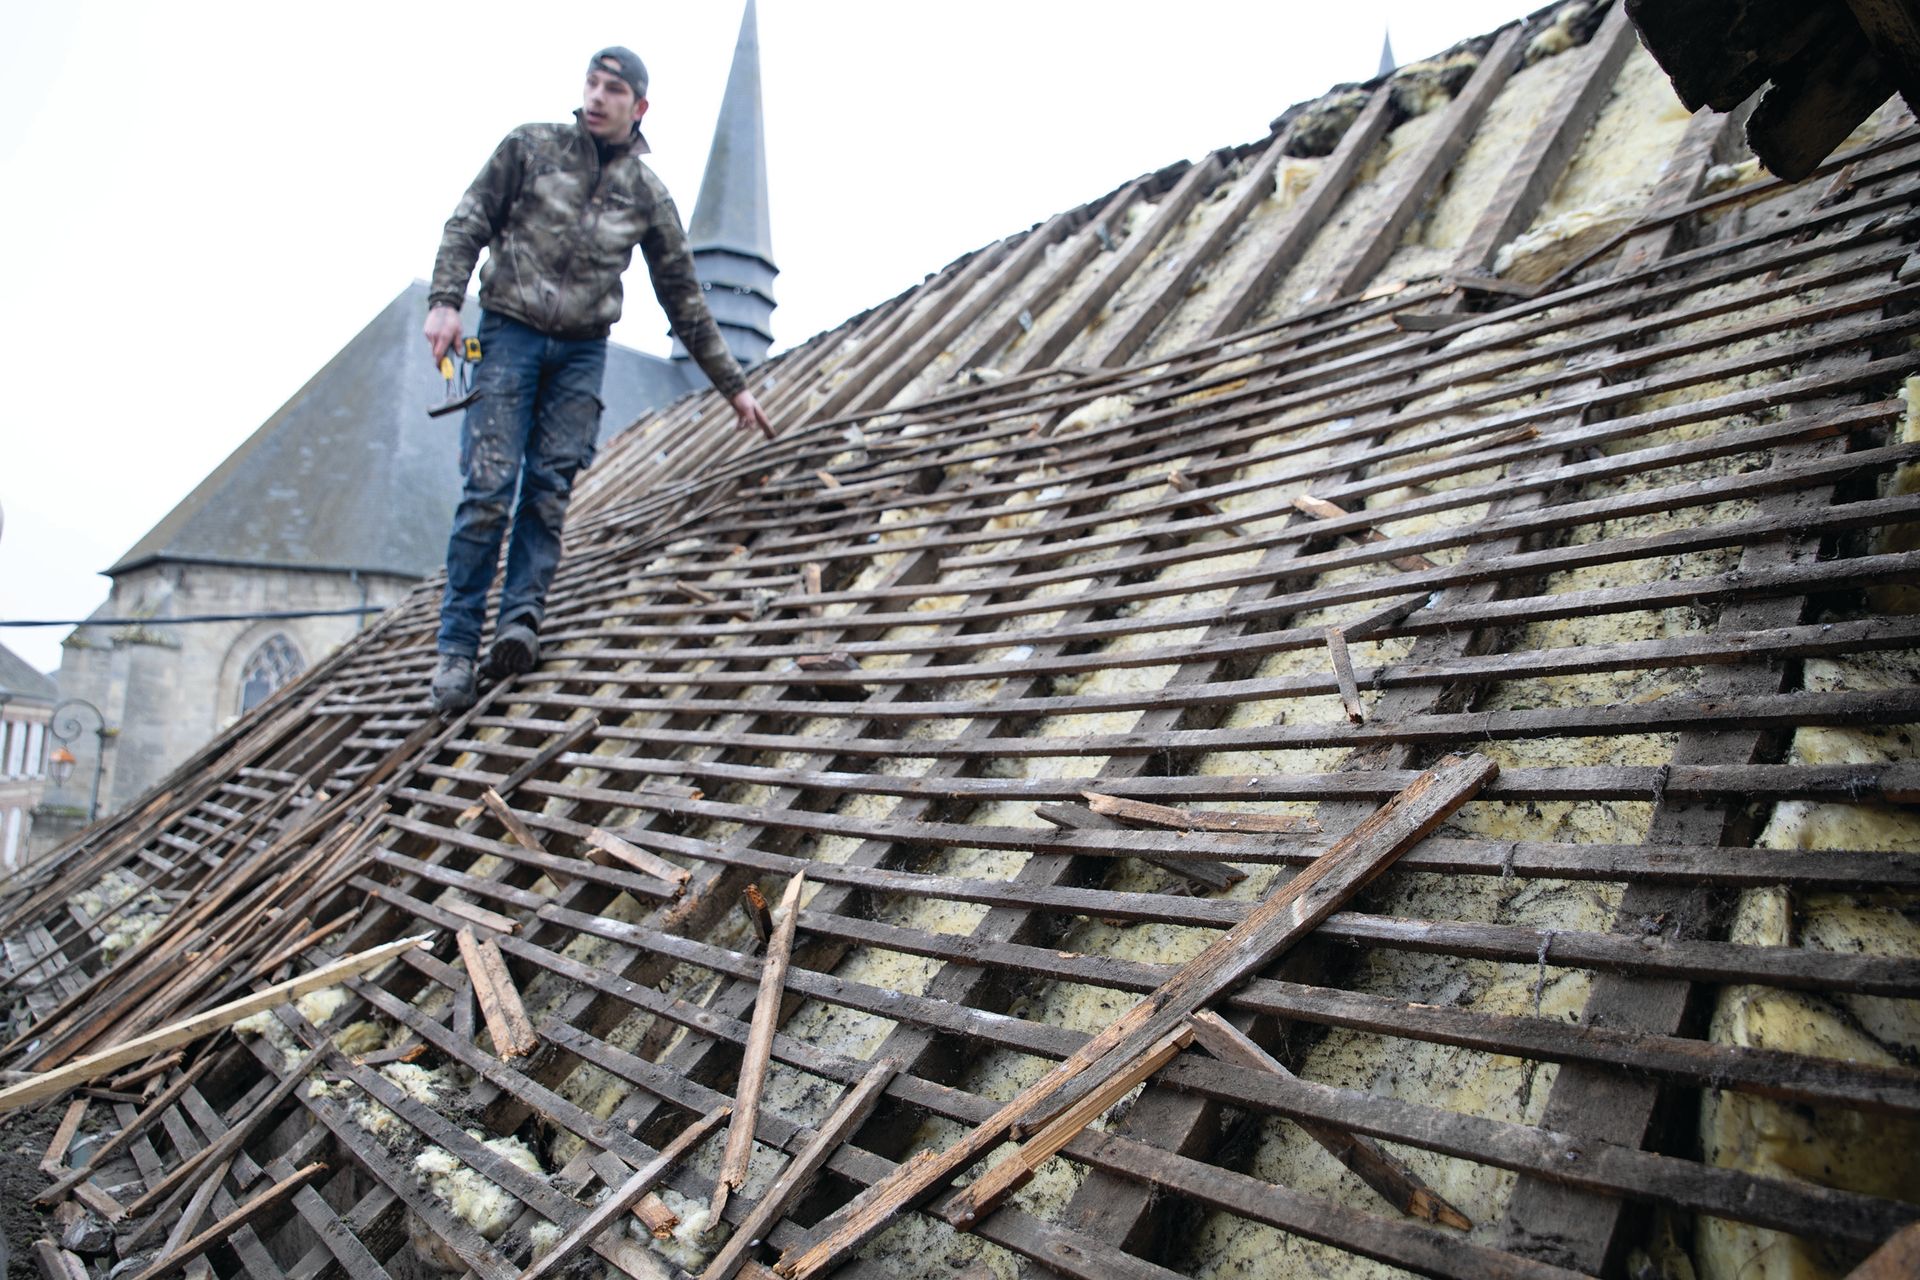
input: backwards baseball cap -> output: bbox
[590,46,648,99]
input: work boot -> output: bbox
[430,654,478,715]
[482,618,540,680]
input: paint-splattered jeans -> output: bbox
[437,310,606,657]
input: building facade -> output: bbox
[0,640,56,873]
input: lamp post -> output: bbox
[48,698,108,823]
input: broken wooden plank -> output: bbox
[742,883,774,950]
[701,1057,902,1280]
[517,1103,731,1280]
[440,898,520,936]
[1077,794,1318,835]
[69,1181,125,1223]
[672,579,721,605]
[0,933,431,1113]
[1037,803,1248,891]
[1164,469,1254,537]
[159,1156,236,1266]
[125,1161,325,1280]
[37,1056,216,1204]
[714,872,807,1220]
[1019,752,1499,1135]
[1291,493,1437,572]
[457,717,601,822]
[938,1025,1194,1230]
[585,827,692,893]
[122,1044,330,1218]
[633,1192,679,1239]
[39,1098,87,1176]
[107,1051,184,1094]
[1186,1011,1471,1230]
[1848,1219,1920,1278]
[456,927,539,1059]
[1326,627,1365,724]
[774,753,1496,1279]
[479,789,546,853]
[30,1239,85,1280]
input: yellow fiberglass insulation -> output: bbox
[1384,35,1585,281]
[1539,45,1695,223]
[1869,376,1920,614]
[1269,108,1450,313]
[1696,648,1920,1280]
[1388,51,1481,119]
[66,868,171,964]
[409,1132,547,1269]
[1493,46,1695,284]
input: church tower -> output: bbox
[676,0,777,370]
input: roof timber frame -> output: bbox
[7,13,1920,1278]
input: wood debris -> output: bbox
[702,1058,901,1280]
[456,927,539,1059]
[519,1104,730,1280]
[1080,792,1320,835]
[0,935,428,1112]
[1186,1011,1471,1230]
[714,872,808,1220]
[775,754,1497,1278]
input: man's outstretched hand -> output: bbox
[425,305,464,364]
[731,389,776,441]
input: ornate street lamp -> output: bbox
[49,698,108,823]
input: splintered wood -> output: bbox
[0,935,429,1112]
[456,927,539,1058]
[714,872,808,1220]
[775,754,1497,1279]
[519,1104,731,1280]
[1185,1011,1471,1230]
[702,1058,902,1280]
[937,1025,1195,1229]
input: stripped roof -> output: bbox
[5,4,1919,1279]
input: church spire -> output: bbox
[677,0,777,369]
[1378,29,1397,78]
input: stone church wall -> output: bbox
[36,560,414,845]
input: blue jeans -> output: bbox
[437,310,606,657]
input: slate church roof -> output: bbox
[109,283,698,580]
[0,641,55,704]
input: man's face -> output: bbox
[583,67,646,142]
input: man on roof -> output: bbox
[423,46,774,715]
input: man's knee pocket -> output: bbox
[531,485,574,532]
[543,390,604,472]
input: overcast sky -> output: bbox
[0,0,1537,673]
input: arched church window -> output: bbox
[238,634,304,713]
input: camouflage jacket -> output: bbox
[429,115,747,398]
